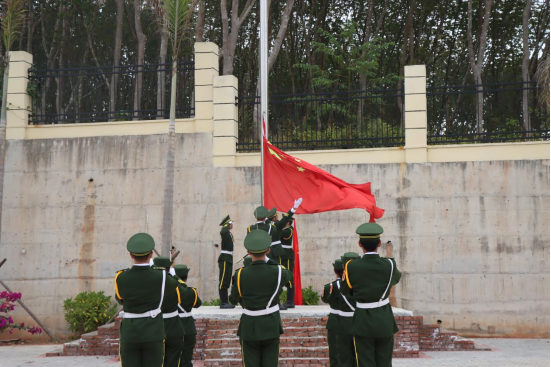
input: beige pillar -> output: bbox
[212,75,238,167]
[6,51,33,139]
[194,42,218,133]
[404,65,427,163]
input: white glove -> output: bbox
[168,268,176,276]
[292,198,303,212]
[149,259,154,266]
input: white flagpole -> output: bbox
[260,0,268,205]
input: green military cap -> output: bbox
[332,259,344,271]
[267,207,277,218]
[356,222,384,239]
[219,215,232,226]
[244,230,272,253]
[243,256,252,267]
[127,233,155,256]
[254,206,269,218]
[153,256,172,268]
[341,252,361,264]
[174,264,190,277]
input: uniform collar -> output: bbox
[252,260,267,265]
[133,263,151,266]
[363,252,380,258]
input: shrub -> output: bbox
[63,291,117,335]
[203,298,221,306]
[280,286,320,305]
[0,291,42,335]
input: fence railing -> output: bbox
[29,62,194,124]
[427,81,549,144]
[236,88,405,152]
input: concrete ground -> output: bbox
[0,338,548,366]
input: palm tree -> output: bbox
[155,0,192,256]
[0,0,25,244]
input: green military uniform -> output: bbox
[115,233,169,367]
[341,223,402,367]
[247,207,283,259]
[229,230,292,367]
[336,252,361,367]
[174,265,202,367]
[279,218,296,308]
[321,259,344,367]
[219,215,235,309]
[265,208,295,265]
[152,257,185,367]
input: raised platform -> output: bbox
[47,306,486,365]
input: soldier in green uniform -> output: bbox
[229,230,292,367]
[341,223,402,367]
[115,233,174,367]
[152,257,185,367]
[321,259,344,367]
[219,215,235,309]
[173,264,202,367]
[336,252,361,367]
[279,217,295,308]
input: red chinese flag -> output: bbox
[292,220,303,305]
[262,137,385,219]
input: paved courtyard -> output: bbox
[0,338,548,366]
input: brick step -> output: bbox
[203,357,330,367]
[206,328,326,339]
[205,346,328,359]
[205,336,327,349]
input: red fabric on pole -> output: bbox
[292,220,303,305]
[262,137,385,220]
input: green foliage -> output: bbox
[63,291,117,335]
[1,0,26,53]
[280,286,320,305]
[202,298,221,306]
[160,0,192,57]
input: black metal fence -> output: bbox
[427,81,549,144]
[29,62,194,124]
[236,88,405,152]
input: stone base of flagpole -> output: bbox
[47,306,490,364]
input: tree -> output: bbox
[156,0,192,256]
[467,0,494,133]
[0,0,25,245]
[521,0,532,131]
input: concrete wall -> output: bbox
[2,133,548,338]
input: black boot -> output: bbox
[284,286,295,308]
[219,288,235,309]
[278,300,288,311]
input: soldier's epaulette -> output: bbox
[152,266,165,270]
[177,279,186,285]
[270,223,276,227]
[116,268,129,274]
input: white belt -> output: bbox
[356,298,390,309]
[339,310,355,317]
[281,245,292,249]
[162,310,179,319]
[178,304,192,318]
[120,308,162,319]
[220,250,233,255]
[329,308,340,315]
[270,241,281,246]
[243,304,279,316]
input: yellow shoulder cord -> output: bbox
[192,288,198,307]
[237,268,244,297]
[247,226,251,233]
[115,271,124,300]
[345,260,353,289]
[176,286,181,304]
[283,228,294,240]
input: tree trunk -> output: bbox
[157,22,169,119]
[161,60,178,256]
[522,0,532,131]
[221,0,255,75]
[134,0,147,120]
[0,62,9,245]
[396,0,416,118]
[110,0,124,120]
[195,0,206,42]
[56,6,68,118]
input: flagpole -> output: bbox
[260,0,268,205]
